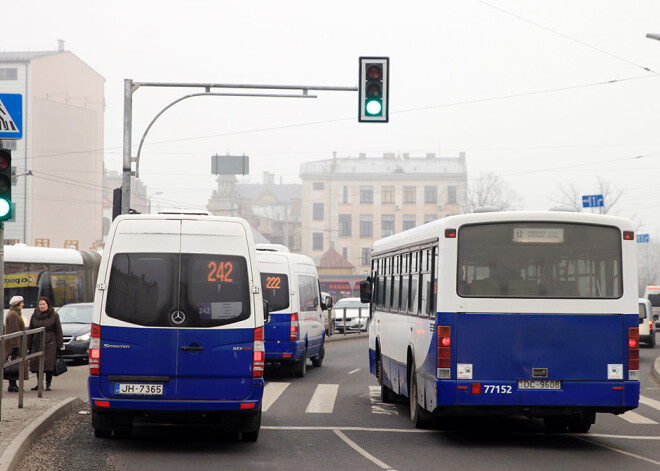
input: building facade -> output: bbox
[300,152,468,273]
[0,42,105,250]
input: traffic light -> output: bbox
[0,148,12,221]
[358,57,389,123]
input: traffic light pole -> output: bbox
[121,79,356,215]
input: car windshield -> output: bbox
[334,299,368,309]
[57,305,93,323]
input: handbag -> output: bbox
[54,352,68,376]
[3,362,20,379]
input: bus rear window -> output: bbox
[457,222,622,299]
[260,273,290,312]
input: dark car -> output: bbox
[58,302,93,363]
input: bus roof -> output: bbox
[4,244,85,265]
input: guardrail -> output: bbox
[335,307,368,336]
[0,327,46,419]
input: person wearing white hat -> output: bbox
[4,295,26,392]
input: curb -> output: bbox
[0,397,83,471]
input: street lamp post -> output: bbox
[148,192,163,214]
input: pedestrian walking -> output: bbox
[28,297,63,391]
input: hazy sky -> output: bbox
[3,1,660,235]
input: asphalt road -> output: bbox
[15,335,660,471]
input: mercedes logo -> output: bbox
[171,311,186,325]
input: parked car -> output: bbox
[321,292,334,336]
[639,298,656,348]
[58,302,94,362]
[333,297,369,332]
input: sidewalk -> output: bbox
[0,365,88,471]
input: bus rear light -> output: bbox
[628,326,639,379]
[445,229,457,238]
[623,231,634,241]
[437,325,451,378]
[290,312,299,341]
[471,383,481,394]
[253,326,265,378]
[89,323,101,376]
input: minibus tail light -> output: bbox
[437,325,451,378]
[628,327,639,377]
[290,312,299,341]
[253,326,265,378]
[89,323,101,376]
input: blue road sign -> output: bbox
[637,234,650,243]
[0,94,23,139]
[582,194,604,208]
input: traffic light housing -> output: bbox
[358,57,389,123]
[0,148,12,221]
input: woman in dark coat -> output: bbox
[29,296,63,391]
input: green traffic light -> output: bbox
[365,99,382,116]
[0,198,10,218]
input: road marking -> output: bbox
[369,386,399,415]
[306,384,339,413]
[333,429,395,470]
[348,368,361,374]
[263,382,289,412]
[640,395,660,410]
[576,437,660,467]
[619,411,658,425]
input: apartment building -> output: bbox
[300,152,467,272]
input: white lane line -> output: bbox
[348,369,361,375]
[262,382,290,412]
[306,384,339,413]
[640,395,660,410]
[334,429,395,470]
[576,437,660,467]
[369,385,399,415]
[619,411,658,425]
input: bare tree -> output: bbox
[464,172,519,213]
[551,176,622,214]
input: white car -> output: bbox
[333,297,369,333]
[639,298,656,348]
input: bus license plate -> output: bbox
[114,383,164,396]
[517,380,561,390]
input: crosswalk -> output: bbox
[263,381,660,426]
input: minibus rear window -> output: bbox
[106,253,251,327]
[260,273,290,312]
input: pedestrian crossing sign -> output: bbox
[0,94,22,139]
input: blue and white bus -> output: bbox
[362,211,640,432]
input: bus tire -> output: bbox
[567,412,595,433]
[378,354,396,403]
[94,428,111,439]
[293,348,307,377]
[311,347,324,367]
[241,429,260,442]
[409,364,432,428]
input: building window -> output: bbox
[381,215,395,237]
[448,185,457,204]
[360,185,373,204]
[313,232,324,251]
[403,215,416,231]
[424,186,437,204]
[0,68,17,81]
[424,214,437,224]
[313,203,324,220]
[313,182,324,190]
[381,186,394,204]
[342,247,348,259]
[404,186,416,204]
[362,248,371,266]
[342,185,350,204]
[360,215,373,237]
[338,214,352,237]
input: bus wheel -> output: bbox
[312,347,324,367]
[409,364,432,428]
[94,428,111,438]
[543,416,568,433]
[567,413,595,433]
[293,348,307,377]
[241,429,259,442]
[378,355,396,403]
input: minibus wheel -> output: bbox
[311,347,324,367]
[293,348,307,377]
